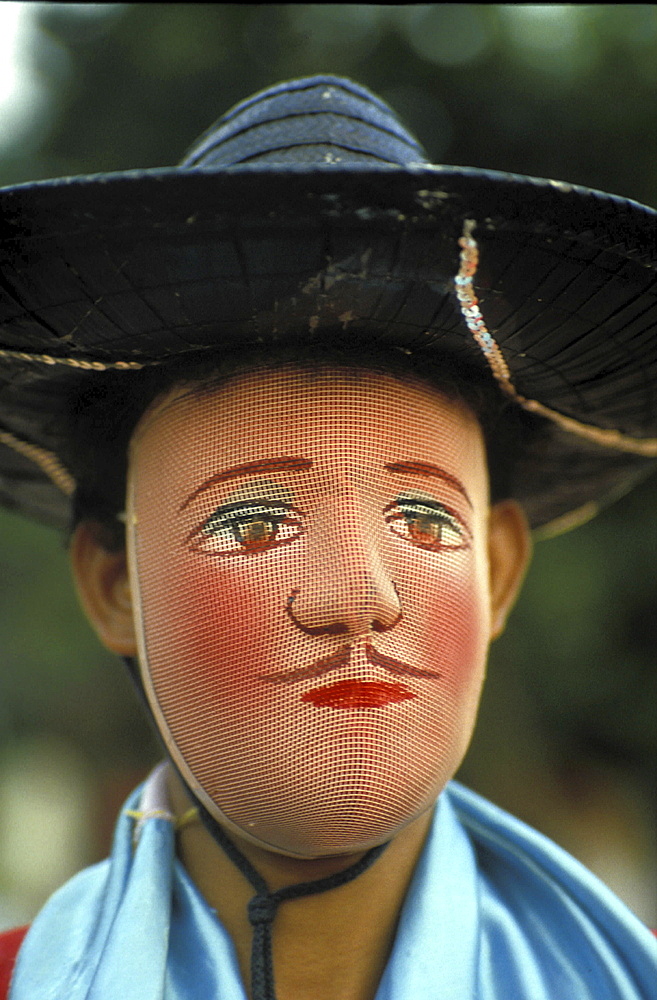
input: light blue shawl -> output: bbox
[10,765,657,999]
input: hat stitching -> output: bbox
[183,77,423,168]
[189,111,421,160]
[523,259,657,402]
[199,76,407,134]
[455,220,657,458]
[0,211,655,510]
[234,144,396,167]
[191,116,419,168]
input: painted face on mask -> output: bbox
[127,366,493,857]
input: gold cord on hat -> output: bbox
[2,229,656,511]
[0,427,76,496]
[455,219,657,458]
[0,347,148,371]
[0,350,159,497]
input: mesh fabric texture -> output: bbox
[127,366,492,857]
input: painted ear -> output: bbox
[69,522,138,656]
[487,499,532,640]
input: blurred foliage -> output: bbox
[0,3,655,814]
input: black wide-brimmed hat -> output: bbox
[0,75,656,535]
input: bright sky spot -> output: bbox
[0,2,29,104]
[0,3,123,156]
[0,3,21,100]
[0,2,46,153]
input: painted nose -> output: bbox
[287,513,402,637]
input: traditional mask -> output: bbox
[127,366,493,857]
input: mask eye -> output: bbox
[386,500,469,552]
[190,503,304,555]
[236,518,277,546]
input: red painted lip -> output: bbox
[301,679,416,709]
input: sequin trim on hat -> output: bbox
[455,220,657,458]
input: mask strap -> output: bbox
[198,802,388,1000]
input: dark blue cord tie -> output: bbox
[198,803,388,1000]
[248,894,279,925]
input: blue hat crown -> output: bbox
[181,75,428,169]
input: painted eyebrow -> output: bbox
[385,461,473,509]
[179,457,312,511]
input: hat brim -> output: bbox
[1,162,656,532]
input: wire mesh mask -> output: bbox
[126,366,492,858]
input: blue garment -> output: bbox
[10,773,657,999]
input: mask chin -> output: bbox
[122,655,388,859]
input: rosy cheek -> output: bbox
[141,552,282,710]
[405,557,486,689]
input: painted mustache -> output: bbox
[260,643,441,685]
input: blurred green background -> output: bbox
[0,3,655,928]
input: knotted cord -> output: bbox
[199,804,388,1000]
